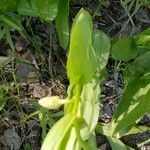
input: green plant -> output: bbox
[0,88,7,111]
[1,1,149,149]
[0,0,70,134]
[120,0,150,27]
[111,28,150,61]
[96,71,150,149]
[38,8,111,150]
[0,0,69,49]
[0,13,24,53]
[0,0,70,83]
[95,28,150,149]
[123,0,150,8]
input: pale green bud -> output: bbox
[38,96,69,110]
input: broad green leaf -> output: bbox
[114,89,150,135]
[0,0,58,21]
[111,37,137,61]
[107,137,132,150]
[132,51,150,73]
[126,125,150,136]
[111,37,119,46]
[113,73,145,121]
[125,51,150,80]
[55,0,69,49]
[18,0,58,21]
[111,123,146,138]
[113,75,150,135]
[95,123,150,139]
[58,128,72,150]
[96,123,113,137]
[36,0,58,21]
[136,28,150,54]
[80,79,100,140]
[87,134,97,150]
[112,73,150,135]
[62,127,77,150]
[96,123,150,142]
[0,0,18,11]
[73,117,87,129]
[92,30,110,71]
[97,124,130,149]
[67,8,96,85]
[113,51,150,135]
[136,28,150,47]
[41,113,75,150]
[18,1,37,17]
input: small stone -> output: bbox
[1,128,21,150]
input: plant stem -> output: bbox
[72,84,82,114]
[25,17,41,66]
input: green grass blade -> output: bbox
[0,0,18,11]
[0,15,23,31]
[0,89,7,111]
[0,27,7,39]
